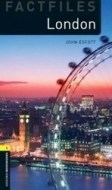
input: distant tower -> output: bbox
[66,104,71,118]
[19,102,30,152]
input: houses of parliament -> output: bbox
[0,103,30,153]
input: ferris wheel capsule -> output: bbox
[100,36,109,43]
[83,47,92,55]
[68,62,77,69]
[57,79,65,85]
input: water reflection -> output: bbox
[10,166,112,190]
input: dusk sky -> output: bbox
[0,0,112,98]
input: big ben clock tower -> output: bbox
[19,102,30,152]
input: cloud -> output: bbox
[0,81,28,86]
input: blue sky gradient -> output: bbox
[0,0,112,97]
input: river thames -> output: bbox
[10,165,112,190]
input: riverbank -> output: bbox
[26,160,112,176]
[10,157,112,178]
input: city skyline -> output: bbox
[0,0,112,98]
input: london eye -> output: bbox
[48,36,112,190]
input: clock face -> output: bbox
[20,118,24,123]
[26,115,29,118]
[26,119,29,123]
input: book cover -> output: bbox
[0,0,112,190]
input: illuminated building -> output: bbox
[0,102,30,153]
[81,95,94,109]
[74,139,100,155]
[41,138,100,156]
[100,145,112,159]
[100,108,109,117]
